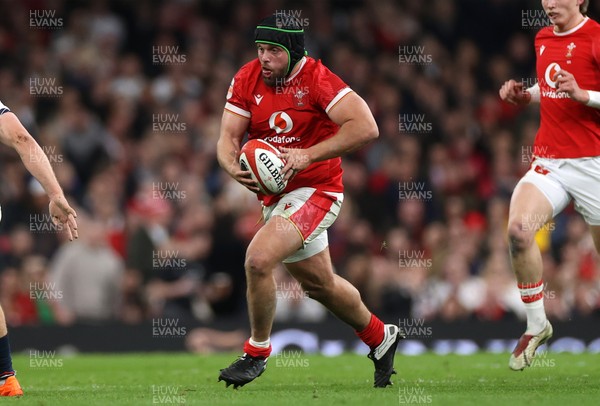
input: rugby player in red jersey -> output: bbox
[216,15,403,388]
[500,0,600,370]
[0,101,78,396]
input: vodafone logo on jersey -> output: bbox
[269,111,293,134]
[544,63,561,89]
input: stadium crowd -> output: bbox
[0,0,599,328]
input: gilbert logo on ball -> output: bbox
[239,139,288,195]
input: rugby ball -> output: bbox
[239,139,287,195]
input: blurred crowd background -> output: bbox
[0,0,599,330]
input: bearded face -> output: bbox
[257,43,289,87]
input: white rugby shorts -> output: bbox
[262,187,343,263]
[517,156,600,225]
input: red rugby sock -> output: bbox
[356,314,385,349]
[243,339,272,358]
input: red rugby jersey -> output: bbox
[225,56,351,205]
[534,17,600,158]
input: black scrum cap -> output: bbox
[255,14,306,76]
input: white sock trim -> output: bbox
[519,283,544,297]
[249,338,271,348]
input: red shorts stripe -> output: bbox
[289,190,337,241]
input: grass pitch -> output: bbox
[7,352,600,405]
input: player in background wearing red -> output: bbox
[499,0,600,370]
[216,15,403,388]
[0,101,78,397]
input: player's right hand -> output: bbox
[232,166,260,194]
[499,79,531,105]
[49,195,78,241]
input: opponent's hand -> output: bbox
[48,195,78,241]
[554,69,590,104]
[499,79,531,105]
[279,147,312,181]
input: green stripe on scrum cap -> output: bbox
[255,40,292,74]
[256,25,304,33]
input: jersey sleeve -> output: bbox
[224,67,251,119]
[0,100,10,115]
[311,62,353,114]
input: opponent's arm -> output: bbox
[280,91,378,179]
[0,112,78,240]
[216,110,260,193]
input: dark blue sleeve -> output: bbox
[0,100,10,115]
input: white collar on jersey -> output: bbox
[285,56,307,83]
[553,16,588,36]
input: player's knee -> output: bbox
[244,252,274,278]
[507,221,535,254]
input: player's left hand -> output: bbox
[279,147,312,181]
[554,69,590,104]
[49,195,78,241]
